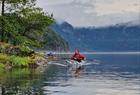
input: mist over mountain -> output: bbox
[52,21,140,52]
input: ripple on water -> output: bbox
[42,72,140,95]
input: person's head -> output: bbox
[75,49,79,54]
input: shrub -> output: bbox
[10,55,31,67]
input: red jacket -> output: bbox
[71,50,85,61]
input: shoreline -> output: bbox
[0,42,50,70]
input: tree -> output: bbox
[0,0,5,41]
[0,0,54,47]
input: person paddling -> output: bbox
[71,49,85,62]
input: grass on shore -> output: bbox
[0,53,31,68]
[0,42,47,69]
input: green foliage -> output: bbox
[0,0,54,47]
[19,46,32,53]
[43,28,69,51]
[0,53,9,64]
[10,55,30,67]
[0,0,69,52]
[0,42,34,56]
[0,63,5,68]
[0,53,31,67]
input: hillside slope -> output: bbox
[52,22,140,51]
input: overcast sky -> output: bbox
[37,0,140,27]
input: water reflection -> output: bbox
[0,68,45,95]
[41,54,140,95]
[42,64,140,95]
[0,54,139,95]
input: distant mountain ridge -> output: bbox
[52,21,140,51]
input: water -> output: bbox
[0,54,140,95]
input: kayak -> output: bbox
[65,60,100,66]
[47,60,100,68]
[65,60,85,69]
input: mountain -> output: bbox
[52,22,140,52]
[41,28,69,51]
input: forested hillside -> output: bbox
[52,21,140,51]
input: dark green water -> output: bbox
[0,54,140,95]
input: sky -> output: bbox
[37,0,140,27]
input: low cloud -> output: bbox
[37,0,140,27]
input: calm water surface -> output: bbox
[0,54,140,95]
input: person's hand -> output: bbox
[74,57,77,60]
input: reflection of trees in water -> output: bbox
[0,64,71,95]
[0,68,45,95]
